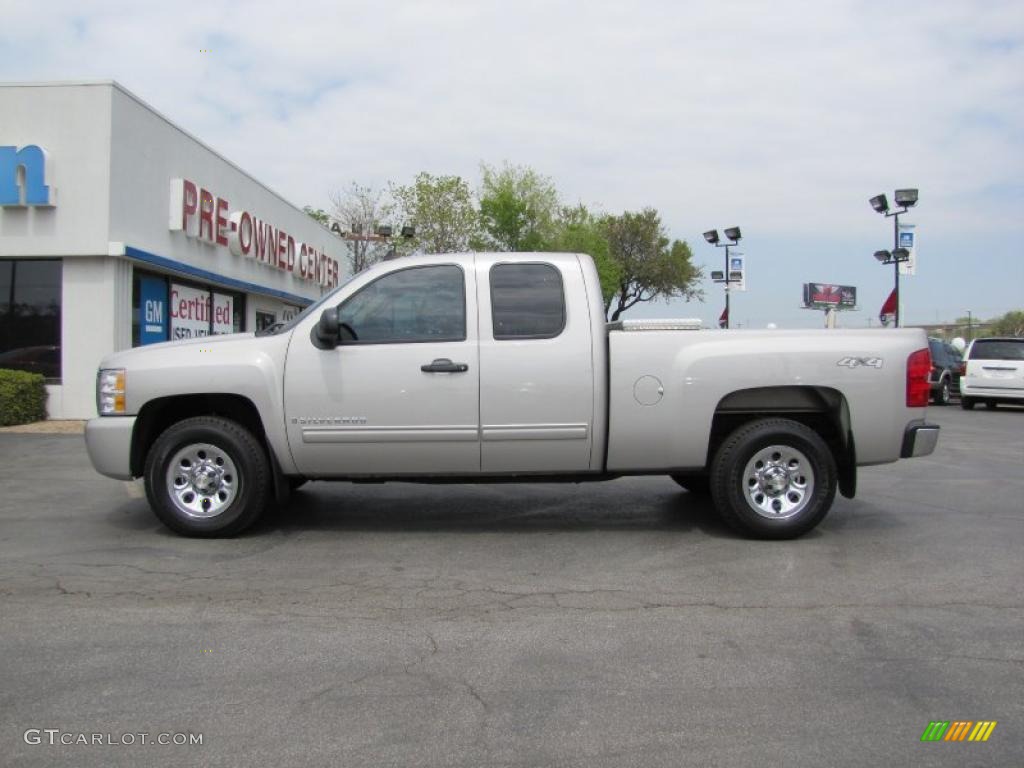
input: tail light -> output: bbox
[907,348,931,407]
[957,361,966,376]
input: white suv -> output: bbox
[960,337,1024,410]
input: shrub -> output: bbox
[0,369,48,426]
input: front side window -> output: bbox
[490,263,565,339]
[337,264,465,343]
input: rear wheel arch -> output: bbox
[705,386,855,499]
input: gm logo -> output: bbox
[0,145,56,207]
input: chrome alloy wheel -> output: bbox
[165,443,239,519]
[741,445,814,520]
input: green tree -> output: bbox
[548,204,622,307]
[603,208,703,321]
[390,173,481,254]
[986,310,1024,337]
[478,162,559,251]
[302,206,331,227]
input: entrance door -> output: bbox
[284,260,480,476]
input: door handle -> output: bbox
[421,358,469,373]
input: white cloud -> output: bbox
[3,0,1022,325]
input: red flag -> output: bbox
[879,289,897,327]
[718,306,729,329]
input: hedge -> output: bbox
[0,369,48,427]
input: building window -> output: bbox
[132,271,246,345]
[0,259,62,381]
[489,262,565,339]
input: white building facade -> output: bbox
[0,81,347,418]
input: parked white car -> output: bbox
[960,337,1024,410]
[85,252,939,540]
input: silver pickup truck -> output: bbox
[85,252,938,539]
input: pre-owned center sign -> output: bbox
[168,178,339,288]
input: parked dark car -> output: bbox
[927,338,961,405]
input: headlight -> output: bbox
[97,369,126,415]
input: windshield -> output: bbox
[257,273,360,336]
[969,339,1024,361]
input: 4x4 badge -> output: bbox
[837,356,883,369]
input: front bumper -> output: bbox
[900,420,940,458]
[84,416,137,480]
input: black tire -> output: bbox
[985,401,998,410]
[144,416,269,537]
[670,475,710,495]
[709,418,837,540]
[934,378,951,406]
[960,397,975,410]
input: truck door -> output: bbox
[476,255,595,473]
[283,259,480,476]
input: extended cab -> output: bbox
[85,252,939,539]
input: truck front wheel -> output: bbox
[144,416,269,537]
[710,418,837,540]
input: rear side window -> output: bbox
[969,339,1024,361]
[490,263,566,339]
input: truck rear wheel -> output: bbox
[144,416,269,537]
[710,418,837,540]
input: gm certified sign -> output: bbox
[0,145,56,207]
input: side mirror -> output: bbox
[314,308,340,349]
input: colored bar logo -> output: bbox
[921,721,997,742]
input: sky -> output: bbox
[2,0,1022,329]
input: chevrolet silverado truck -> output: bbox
[85,252,939,539]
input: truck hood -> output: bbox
[99,332,265,370]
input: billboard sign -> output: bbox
[803,283,857,310]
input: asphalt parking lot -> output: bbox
[1,405,1022,767]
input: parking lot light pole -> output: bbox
[869,189,918,328]
[704,227,742,329]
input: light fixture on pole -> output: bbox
[705,226,743,329]
[869,188,918,328]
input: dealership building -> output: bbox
[0,81,347,419]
